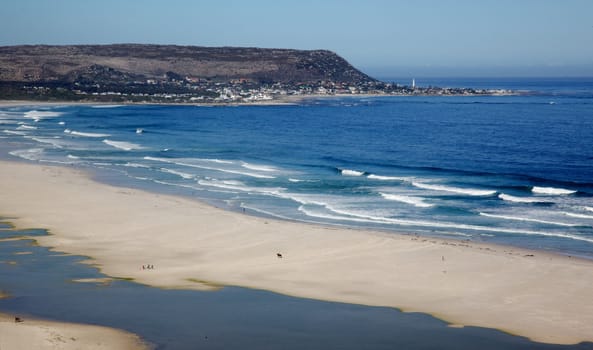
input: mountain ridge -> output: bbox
[0,44,376,84]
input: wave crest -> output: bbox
[380,193,433,208]
[367,174,408,181]
[103,139,144,151]
[498,193,549,203]
[341,169,364,176]
[412,182,496,196]
[532,186,576,195]
[479,212,579,227]
[65,129,110,138]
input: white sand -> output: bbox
[1,161,592,345]
[0,313,147,350]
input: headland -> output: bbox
[0,44,511,104]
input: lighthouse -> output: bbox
[412,78,416,89]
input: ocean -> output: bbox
[1,77,593,259]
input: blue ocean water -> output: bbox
[1,77,593,258]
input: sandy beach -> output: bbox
[0,312,147,349]
[0,160,592,345]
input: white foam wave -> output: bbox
[367,174,408,181]
[67,154,80,159]
[299,205,593,243]
[103,139,144,151]
[198,179,285,195]
[583,207,593,213]
[9,148,44,161]
[412,182,496,196]
[498,193,548,203]
[563,212,593,220]
[479,212,579,227]
[152,179,200,190]
[145,156,275,179]
[160,168,195,180]
[288,178,318,183]
[124,162,150,169]
[205,158,234,164]
[341,169,364,176]
[66,130,110,138]
[17,124,37,130]
[24,110,63,120]
[275,192,332,206]
[532,186,576,195]
[380,193,434,208]
[26,136,67,148]
[3,129,27,135]
[58,121,66,125]
[241,162,277,172]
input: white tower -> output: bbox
[412,78,416,89]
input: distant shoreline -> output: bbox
[0,90,518,108]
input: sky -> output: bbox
[1,0,592,77]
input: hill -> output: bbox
[0,44,497,103]
[0,44,375,85]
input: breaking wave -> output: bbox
[25,136,68,148]
[160,168,195,180]
[367,174,408,181]
[563,212,593,220]
[65,129,110,138]
[298,205,593,243]
[24,110,63,120]
[498,193,550,204]
[532,186,576,195]
[9,148,44,161]
[145,156,275,179]
[17,124,37,130]
[380,193,434,208]
[341,169,365,176]
[412,182,496,196]
[198,179,285,195]
[103,139,144,151]
[241,162,277,172]
[3,129,27,135]
[479,212,579,227]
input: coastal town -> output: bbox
[1,74,510,104]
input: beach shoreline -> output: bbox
[0,312,148,349]
[1,159,592,345]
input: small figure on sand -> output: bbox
[276,253,283,258]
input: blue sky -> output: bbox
[1,0,592,77]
